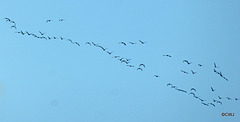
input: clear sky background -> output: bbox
[1,0,240,122]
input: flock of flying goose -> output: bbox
[3,17,239,107]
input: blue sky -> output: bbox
[1,0,240,122]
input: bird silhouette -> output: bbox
[218,96,222,99]
[223,76,228,81]
[91,42,98,46]
[25,31,30,35]
[181,70,188,74]
[121,60,129,64]
[3,17,11,22]
[226,97,232,100]
[99,46,107,51]
[74,42,80,46]
[214,63,220,68]
[137,68,143,71]
[214,69,217,73]
[189,92,196,96]
[118,58,124,61]
[85,42,91,46]
[198,64,203,67]
[139,64,145,68]
[177,89,187,93]
[154,75,159,78]
[216,101,222,105]
[39,31,45,35]
[119,42,126,46]
[211,87,215,92]
[67,39,73,43]
[191,70,197,74]
[59,19,65,21]
[235,98,239,101]
[139,40,146,44]
[10,25,17,29]
[129,42,136,44]
[167,83,172,86]
[126,58,131,62]
[191,88,196,92]
[199,98,205,102]
[126,65,134,67]
[163,55,172,57]
[106,51,113,55]
[112,56,120,58]
[209,103,215,107]
[183,60,192,65]
[201,103,209,106]
[46,19,52,23]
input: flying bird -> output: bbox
[214,63,220,68]
[183,60,192,65]
[139,40,146,44]
[214,69,217,73]
[119,42,126,46]
[209,103,215,107]
[112,56,120,58]
[99,46,107,51]
[67,39,73,43]
[198,64,203,67]
[59,19,65,21]
[194,96,199,99]
[106,51,113,55]
[3,17,11,22]
[126,58,131,62]
[9,21,16,26]
[167,83,172,86]
[137,68,143,71]
[46,19,52,23]
[223,76,228,81]
[91,42,98,46]
[129,42,136,44]
[226,97,232,100]
[154,75,159,78]
[121,60,129,64]
[139,64,145,68]
[85,42,91,46]
[211,87,215,92]
[235,98,239,101]
[216,101,222,105]
[60,37,64,40]
[163,55,172,57]
[191,88,196,92]
[25,31,30,35]
[118,58,124,61]
[181,70,188,74]
[74,42,80,46]
[199,98,205,102]
[218,96,222,99]
[201,103,209,106]
[39,31,45,35]
[189,92,196,96]
[126,65,134,67]
[10,25,17,29]
[191,70,197,74]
